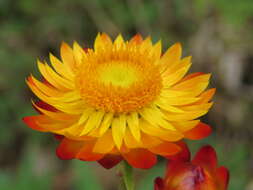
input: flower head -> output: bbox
[154,144,229,190]
[23,33,214,169]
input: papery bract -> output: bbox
[23,33,214,169]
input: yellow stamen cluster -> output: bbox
[76,44,162,113]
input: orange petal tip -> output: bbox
[123,149,157,169]
[166,141,191,162]
[56,138,84,160]
[184,122,212,140]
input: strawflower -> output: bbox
[23,33,214,169]
[154,143,229,190]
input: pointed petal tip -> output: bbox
[56,138,84,160]
[166,141,191,162]
[130,33,143,44]
[174,42,182,49]
[184,122,212,140]
[192,144,218,172]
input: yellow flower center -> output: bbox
[97,61,139,88]
[76,48,162,114]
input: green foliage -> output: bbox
[72,161,103,190]
[0,143,54,190]
[213,0,253,25]
[138,162,165,190]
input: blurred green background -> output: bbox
[0,0,253,189]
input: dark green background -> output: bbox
[0,0,253,189]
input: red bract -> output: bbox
[154,144,229,190]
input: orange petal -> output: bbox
[172,74,211,90]
[123,149,157,169]
[93,130,115,154]
[184,122,212,140]
[166,141,191,162]
[56,138,84,160]
[23,116,47,132]
[179,72,204,82]
[216,166,230,190]
[60,42,76,71]
[192,145,217,174]
[141,133,162,148]
[149,142,181,156]
[124,129,142,149]
[196,88,216,104]
[129,34,143,45]
[76,141,104,161]
[97,154,123,169]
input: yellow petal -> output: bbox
[80,111,105,136]
[164,110,208,121]
[172,120,200,132]
[114,34,124,48]
[126,112,141,141]
[151,40,162,60]
[124,129,142,148]
[154,98,184,113]
[162,56,191,76]
[78,108,94,125]
[29,75,61,97]
[179,103,213,112]
[44,63,74,89]
[93,130,114,153]
[37,60,65,90]
[52,100,86,114]
[99,112,114,135]
[112,116,126,149]
[160,43,182,73]
[140,119,183,142]
[26,78,55,104]
[139,105,176,131]
[158,96,200,106]
[160,89,190,98]
[37,60,73,90]
[94,33,112,52]
[140,36,152,53]
[60,42,76,71]
[49,53,74,80]
[50,91,81,103]
[172,74,211,90]
[73,41,87,67]
[162,61,191,87]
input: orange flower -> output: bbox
[23,33,214,169]
[154,144,229,190]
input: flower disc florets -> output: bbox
[76,46,162,113]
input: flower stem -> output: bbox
[119,161,135,190]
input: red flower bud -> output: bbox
[154,144,229,190]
